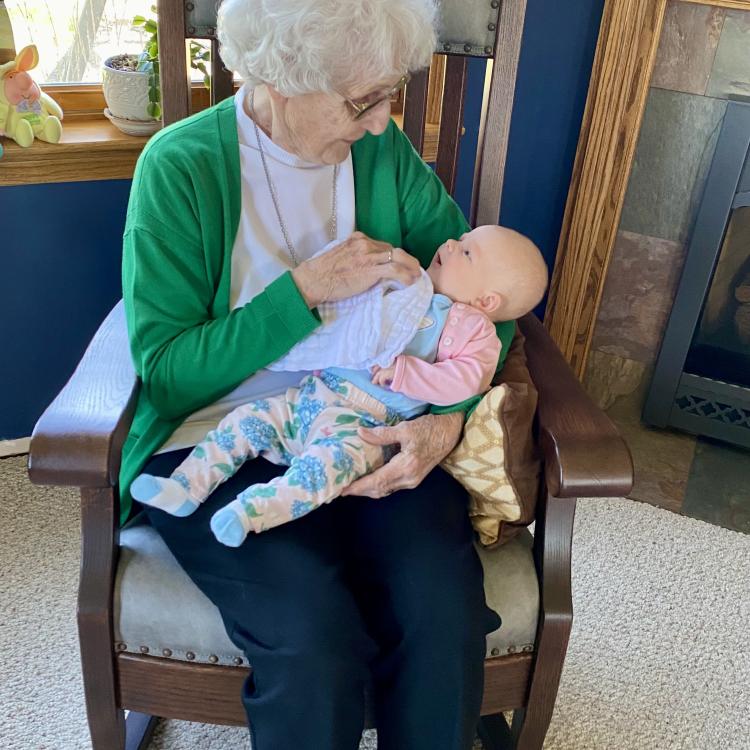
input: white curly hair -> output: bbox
[217,0,438,95]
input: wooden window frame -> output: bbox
[0,55,446,187]
[545,0,750,378]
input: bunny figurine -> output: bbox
[0,45,63,148]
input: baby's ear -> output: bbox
[476,292,504,318]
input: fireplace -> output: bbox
[643,99,750,449]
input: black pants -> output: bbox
[143,449,501,750]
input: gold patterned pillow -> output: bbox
[441,330,540,547]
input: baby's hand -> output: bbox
[371,364,396,387]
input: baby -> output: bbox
[131,225,548,546]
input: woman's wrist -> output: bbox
[291,265,319,309]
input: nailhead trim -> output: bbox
[209,655,219,664]
[162,649,172,657]
[186,651,195,661]
[140,646,149,654]
[233,657,244,666]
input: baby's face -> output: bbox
[426,225,548,321]
[426,227,504,310]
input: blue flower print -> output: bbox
[290,499,316,519]
[173,471,191,492]
[332,448,353,476]
[213,427,237,453]
[294,398,325,441]
[253,399,272,413]
[239,416,279,451]
[287,455,327,493]
[320,370,349,396]
[299,377,318,397]
[278,447,295,465]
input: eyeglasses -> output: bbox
[340,74,410,120]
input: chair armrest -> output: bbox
[517,313,633,499]
[28,300,140,489]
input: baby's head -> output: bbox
[426,225,548,321]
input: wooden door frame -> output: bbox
[544,0,750,379]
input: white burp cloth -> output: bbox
[269,241,434,372]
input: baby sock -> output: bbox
[211,500,255,547]
[130,474,201,517]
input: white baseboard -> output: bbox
[0,437,30,458]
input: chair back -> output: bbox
[157,0,526,225]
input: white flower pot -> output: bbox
[102,55,161,135]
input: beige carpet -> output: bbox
[1,454,748,749]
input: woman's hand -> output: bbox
[342,411,464,498]
[291,231,421,307]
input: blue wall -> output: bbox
[1,180,131,440]
[1,0,604,440]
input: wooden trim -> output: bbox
[403,69,430,155]
[682,0,750,9]
[158,0,190,125]
[544,0,669,378]
[0,112,436,188]
[41,81,216,118]
[118,651,533,725]
[471,0,527,227]
[0,118,146,186]
[427,54,447,124]
[435,56,468,194]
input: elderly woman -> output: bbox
[120,0,512,747]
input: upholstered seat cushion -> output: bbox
[114,520,539,665]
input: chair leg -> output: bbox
[509,494,576,750]
[126,712,159,750]
[78,487,127,749]
[477,713,514,750]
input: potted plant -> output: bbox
[102,5,210,136]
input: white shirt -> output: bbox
[158,84,356,453]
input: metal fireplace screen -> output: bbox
[644,100,750,449]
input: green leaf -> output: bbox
[203,74,211,89]
[144,19,157,34]
[334,414,358,425]
[213,463,235,476]
[132,15,146,25]
[253,486,277,498]
[193,445,205,459]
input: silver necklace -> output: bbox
[249,88,338,267]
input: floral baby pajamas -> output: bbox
[131,373,396,546]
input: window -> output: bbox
[6,1,159,84]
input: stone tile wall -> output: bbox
[583,1,750,532]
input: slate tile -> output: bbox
[584,351,696,512]
[706,10,750,100]
[683,437,750,534]
[591,230,687,364]
[652,1,725,96]
[620,89,728,243]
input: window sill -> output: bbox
[0,113,439,188]
[0,116,145,187]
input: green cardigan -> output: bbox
[120,96,514,525]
